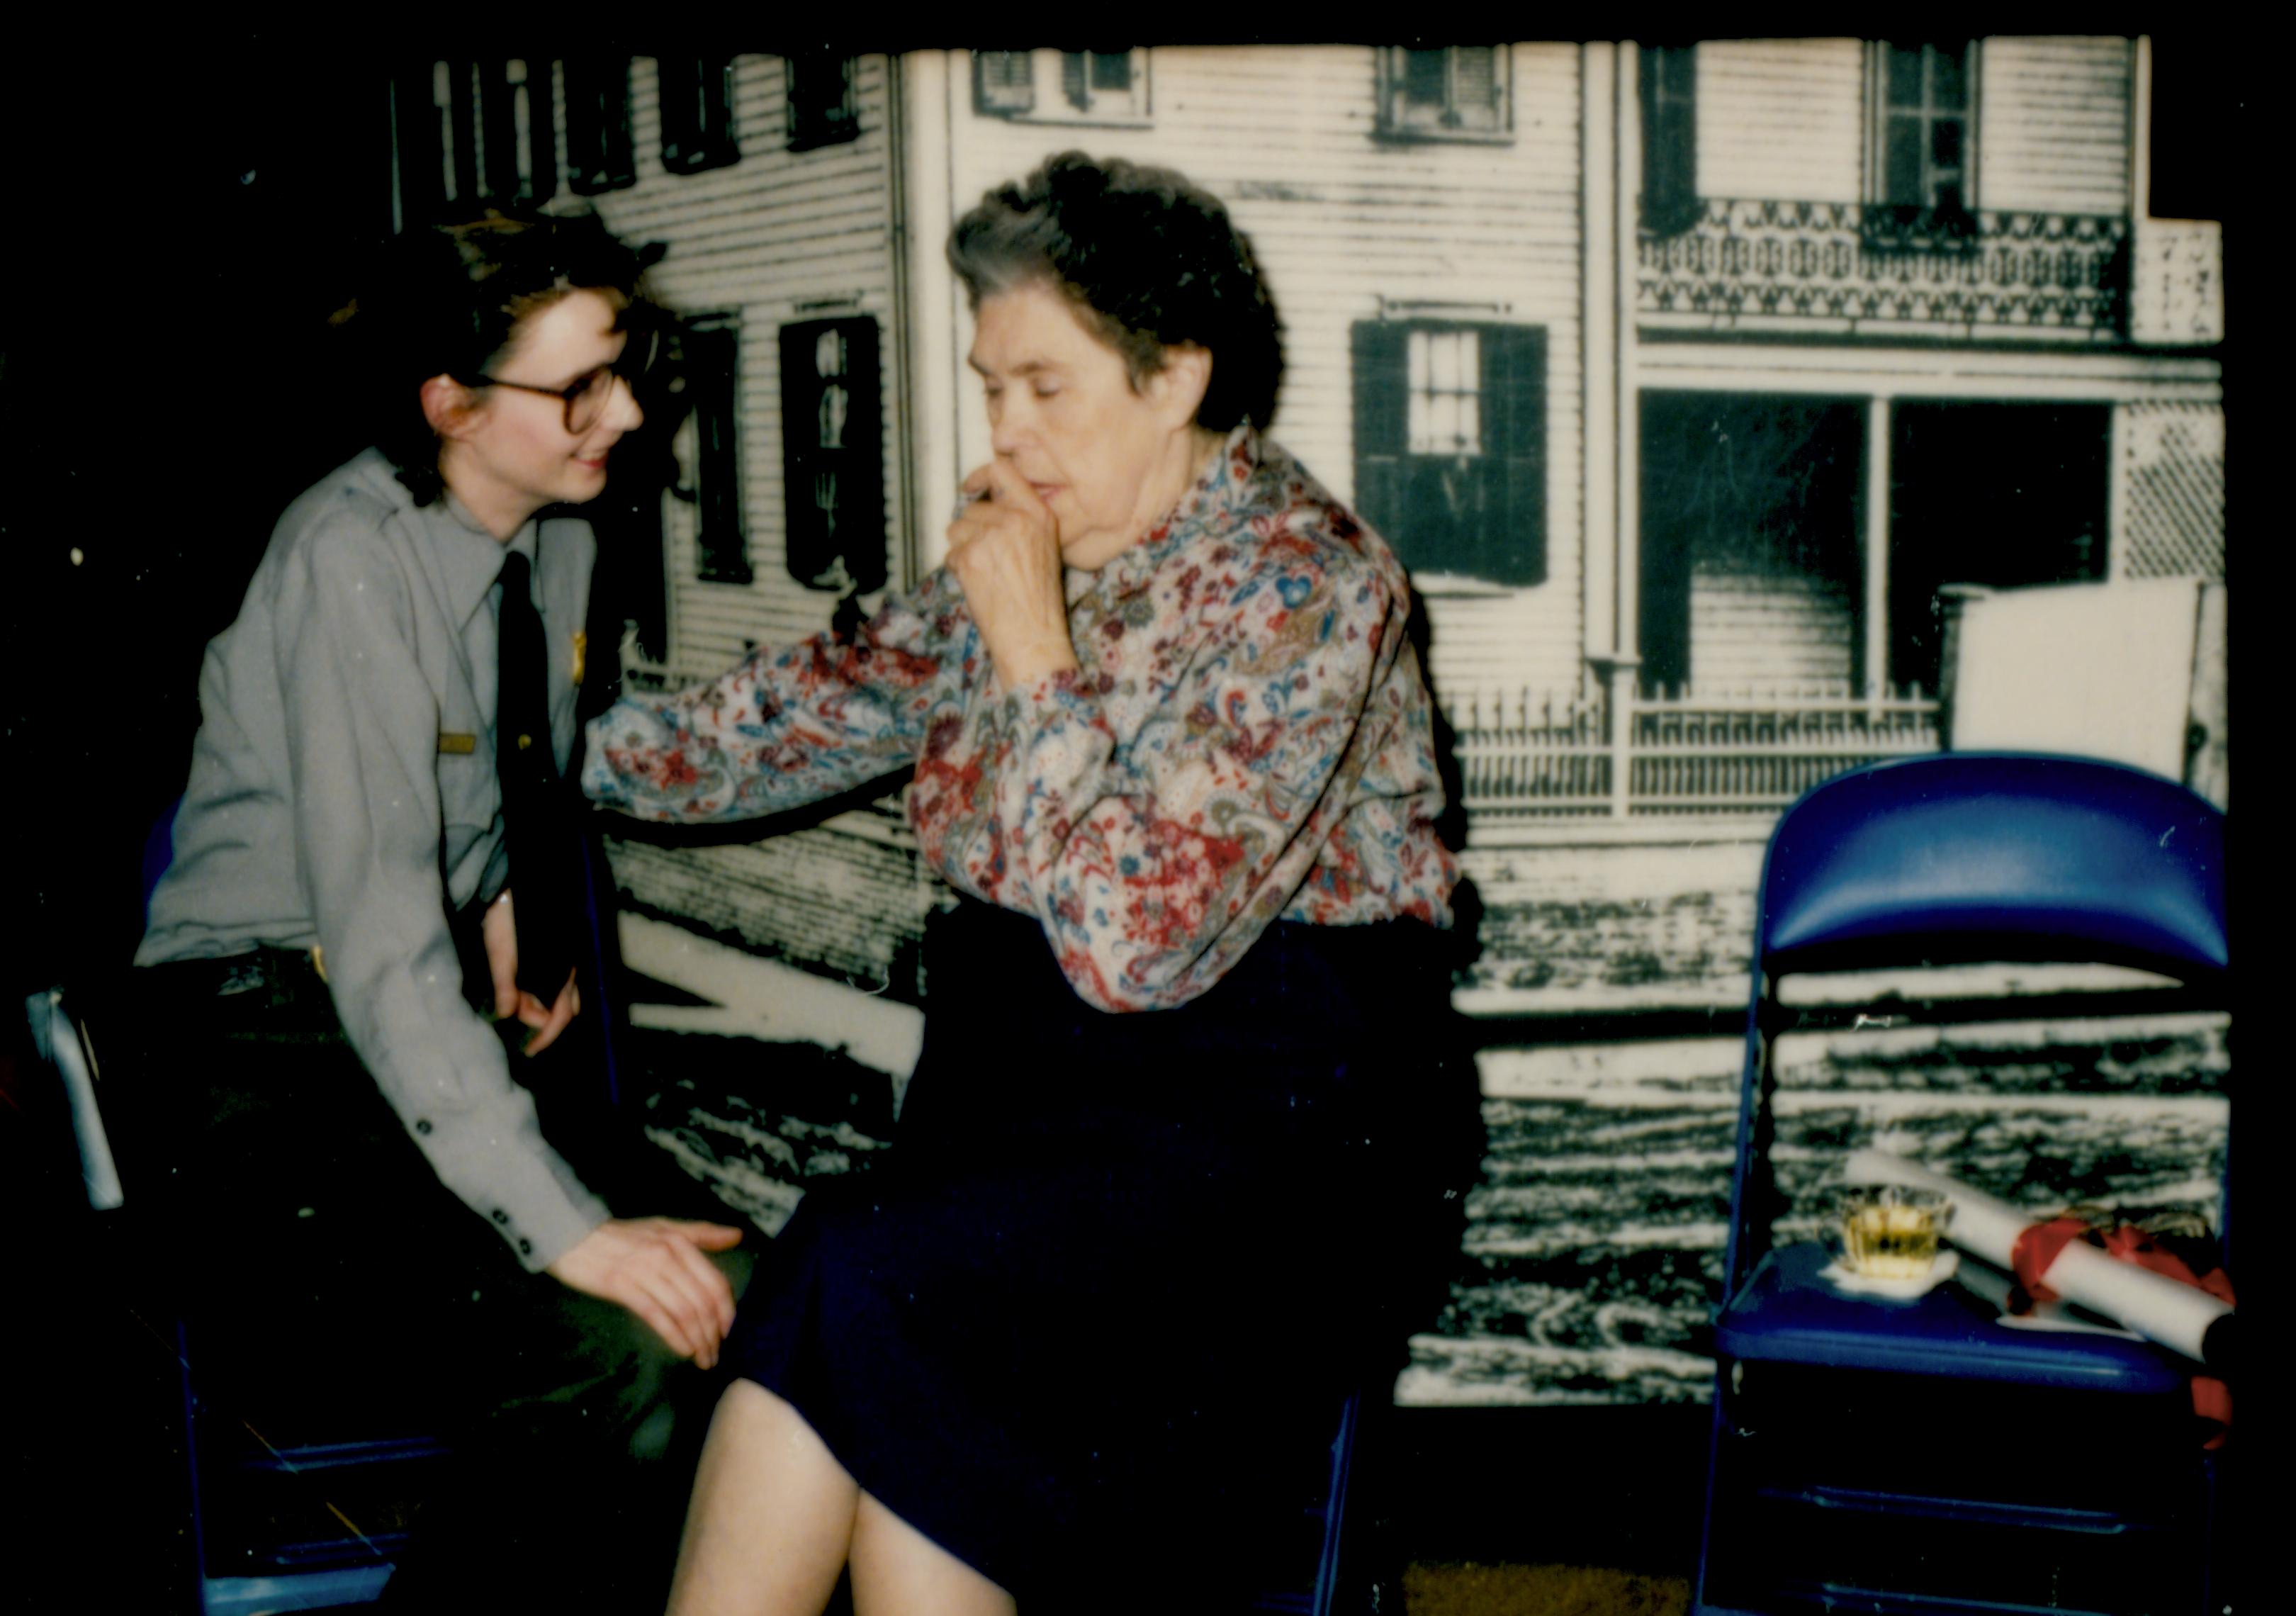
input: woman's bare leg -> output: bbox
[665,1380,860,1616]
[849,1493,1017,1616]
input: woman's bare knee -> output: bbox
[848,1492,1015,1616]
[666,1381,860,1616]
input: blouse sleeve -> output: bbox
[979,552,1405,1013]
[583,582,967,824]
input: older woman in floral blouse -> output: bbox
[587,152,1467,1615]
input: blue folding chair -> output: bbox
[1692,754,2232,1616]
[28,797,638,1612]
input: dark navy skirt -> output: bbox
[724,898,1473,1605]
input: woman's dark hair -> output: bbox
[947,152,1283,433]
[353,206,652,505]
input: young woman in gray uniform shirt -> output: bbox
[125,208,742,1605]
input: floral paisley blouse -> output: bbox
[583,428,1456,1013]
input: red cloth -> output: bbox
[2011,1215,2234,1446]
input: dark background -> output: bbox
[5,40,400,1000]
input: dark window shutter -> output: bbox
[564,56,634,194]
[780,318,887,594]
[659,55,739,175]
[1640,45,1699,235]
[1482,325,1548,586]
[787,51,860,152]
[689,320,750,585]
[1351,320,1410,556]
[1062,52,1091,111]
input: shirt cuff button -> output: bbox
[414,1119,433,1135]
[492,1209,510,1224]
[518,1238,534,1256]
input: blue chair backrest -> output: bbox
[1757,753,2226,984]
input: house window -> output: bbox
[1376,46,1510,140]
[1353,320,1546,587]
[393,59,557,220]
[780,317,887,595]
[679,315,750,585]
[974,52,1035,114]
[659,54,740,174]
[563,55,636,194]
[971,49,1150,124]
[787,49,859,152]
[1874,40,1976,215]
[1640,43,1699,235]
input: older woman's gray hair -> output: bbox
[947,151,1283,434]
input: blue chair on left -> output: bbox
[35,795,634,1612]
[28,797,439,1611]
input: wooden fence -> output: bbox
[1451,673,1942,821]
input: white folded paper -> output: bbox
[1842,1150,2231,1364]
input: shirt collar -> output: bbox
[345,448,536,627]
[1080,425,1264,604]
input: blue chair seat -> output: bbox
[1716,1244,2192,1396]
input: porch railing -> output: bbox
[1638,198,2129,338]
[1451,674,1942,822]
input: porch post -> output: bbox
[1593,654,1640,819]
[1863,395,1891,703]
[1582,43,1620,661]
[1614,44,1643,668]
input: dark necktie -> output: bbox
[495,549,578,1002]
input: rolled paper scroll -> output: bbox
[1843,1150,2234,1374]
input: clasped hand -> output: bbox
[945,461,1080,690]
[481,890,580,1055]
[548,1217,744,1368]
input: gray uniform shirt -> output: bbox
[138,448,609,1270]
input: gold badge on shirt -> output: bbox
[439,732,478,755]
[571,629,587,687]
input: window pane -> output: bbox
[1659,45,1696,100]
[975,50,1035,115]
[1090,50,1132,91]
[1885,43,1923,108]
[1929,43,1967,110]
[814,330,845,379]
[1453,47,1497,120]
[1931,116,1962,172]
[818,384,848,450]
[1407,330,1482,457]
[1883,115,1923,206]
[1402,48,1447,107]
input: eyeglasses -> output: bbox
[458,325,661,434]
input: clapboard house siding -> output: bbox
[944,44,1588,705]
[1694,38,1864,204]
[1979,36,2133,216]
[1686,569,1854,687]
[553,55,906,680]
